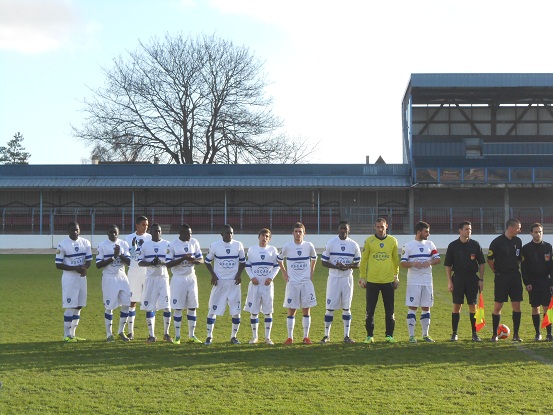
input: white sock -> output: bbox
[421,311,431,337]
[173,309,183,338]
[187,309,197,338]
[104,309,113,337]
[250,314,259,339]
[64,309,73,337]
[128,306,136,334]
[119,306,129,334]
[231,314,241,339]
[207,314,216,338]
[70,309,81,337]
[324,310,334,337]
[146,311,155,338]
[342,309,352,337]
[264,314,273,339]
[302,315,311,338]
[407,311,417,337]
[163,309,171,336]
[287,316,295,338]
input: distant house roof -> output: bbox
[0,164,411,189]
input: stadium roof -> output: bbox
[405,73,553,103]
[0,164,411,189]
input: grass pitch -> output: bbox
[1,254,553,414]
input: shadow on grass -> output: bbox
[2,338,551,373]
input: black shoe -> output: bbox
[490,335,498,342]
[546,334,553,342]
[471,333,482,342]
[512,335,523,342]
[320,335,330,344]
[450,333,458,341]
[534,333,542,341]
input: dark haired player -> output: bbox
[521,223,553,341]
[487,218,523,342]
[444,221,485,342]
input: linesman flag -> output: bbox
[541,296,553,328]
[475,292,485,332]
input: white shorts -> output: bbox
[62,273,87,308]
[283,281,317,309]
[405,284,434,308]
[244,281,274,314]
[208,279,242,316]
[325,276,354,310]
[170,275,199,310]
[102,272,131,309]
[128,266,147,302]
[140,276,170,311]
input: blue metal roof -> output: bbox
[0,164,411,189]
[410,73,553,88]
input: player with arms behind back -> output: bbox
[243,228,280,345]
[56,221,93,342]
[95,225,132,342]
[320,220,361,344]
[401,221,440,343]
[279,222,318,345]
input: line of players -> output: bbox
[55,216,553,344]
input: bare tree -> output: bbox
[73,33,311,164]
[0,132,31,164]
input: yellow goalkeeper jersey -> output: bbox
[359,234,399,283]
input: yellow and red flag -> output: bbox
[541,296,553,328]
[475,292,485,332]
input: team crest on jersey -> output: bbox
[516,249,520,256]
[74,247,79,252]
[261,255,265,260]
[341,246,345,251]
[184,247,188,252]
[419,248,424,252]
[226,249,230,254]
[471,254,476,260]
[297,250,302,256]
[546,254,551,262]
[56,249,61,254]
[380,243,384,248]
[154,248,159,253]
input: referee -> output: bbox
[521,223,553,341]
[487,218,523,342]
[444,221,485,342]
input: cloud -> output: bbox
[0,0,80,53]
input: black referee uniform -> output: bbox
[487,234,523,338]
[521,240,553,339]
[444,238,485,338]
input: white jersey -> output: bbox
[138,238,170,278]
[205,239,246,280]
[125,232,152,269]
[401,239,440,285]
[55,236,93,276]
[95,238,131,277]
[167,237,203,277]
[321,236,361,278]
[278,240,317,284]
[245,244,280,284]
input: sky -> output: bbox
[2,0,553,165]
